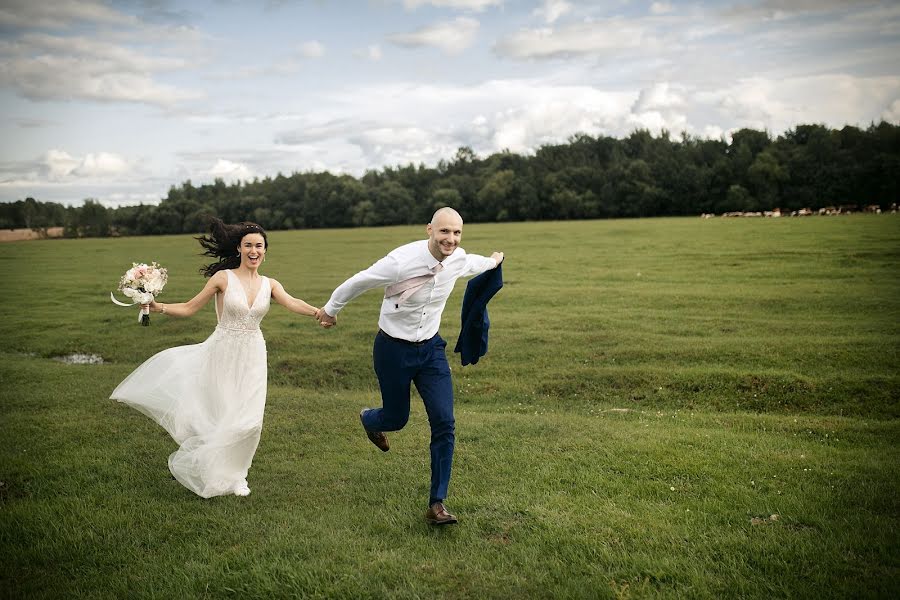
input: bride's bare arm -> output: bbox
[269,278,319,318]
[148,271,226,318]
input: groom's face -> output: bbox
[427,213,463,261]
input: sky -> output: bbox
[1,0,898,207]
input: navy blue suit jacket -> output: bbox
[454,261,503,366]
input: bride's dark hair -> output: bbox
[197,217,268,277]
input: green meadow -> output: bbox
[1,216,898,598]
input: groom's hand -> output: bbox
[317,308,336,328]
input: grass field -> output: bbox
[1,216,898,598]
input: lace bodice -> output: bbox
[216,270,271,331]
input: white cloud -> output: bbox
[698,74,900,132]
[185,110,308,125]
[44,150,80,181]
[494,20,649,60]
[276,79,636,167]
[173,147,335,186]
[105,22,210,46]
[487,103,604,152]
[354,44,383,61]
[10,117,58,128]
[491,85,634,147]
[0,57,200,106]
[208,159,254,182]
[349,126,450,166]
[632,82,686,113]
[222,40,325,80]
[297,40,325,58]
[0,0,135,29]
[702,124,725,140]
[650,2,674,15]
[402,0,501,11]
[276,118,382,145]
[0,33,201,106]
[883,99,900,122]
[387,17,479,54]
[9,33,188,71]
[75,152,132,178]
[0,149,137,187]
[46,150,135,181]
[628,82,690,134]
[227,62,301,79]
[533,0,572,24]
[627,110,688,134]
[718,1,900,48]
[722,0,883,21]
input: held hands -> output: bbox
[491,251,504,266]
[315,308,336,329]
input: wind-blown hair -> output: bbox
[197,218,268,278]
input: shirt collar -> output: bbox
[420,241,442,271]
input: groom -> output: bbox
[317,207,503,525]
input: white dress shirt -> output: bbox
[323,239,496,342]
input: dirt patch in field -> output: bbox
[0,227,64,242]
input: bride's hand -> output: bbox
[316,308,336,328]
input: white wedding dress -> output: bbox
[111,270,270,498]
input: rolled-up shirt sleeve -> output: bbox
[323,255,399,316]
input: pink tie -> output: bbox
[384,263,443,305]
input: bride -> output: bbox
[111,219,320,498]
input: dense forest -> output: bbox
[3,121,898,237]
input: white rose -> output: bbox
[148,273,165,292]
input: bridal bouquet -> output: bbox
[110,262,168,326]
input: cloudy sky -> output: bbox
[1,0,898,207]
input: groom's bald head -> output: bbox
[430,207,463,226]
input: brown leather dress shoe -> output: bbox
[425,502,458,525]
[360,409,389,452]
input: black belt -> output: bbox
[378,329,433,346]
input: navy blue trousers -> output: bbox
[362,331,455,504]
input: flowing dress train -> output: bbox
[111,270,270,498]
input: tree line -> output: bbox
[3,121,898,237]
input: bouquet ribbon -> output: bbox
[110,292,150,323]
